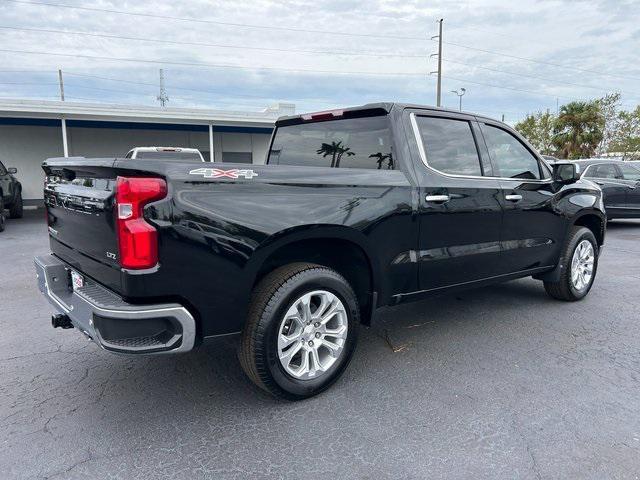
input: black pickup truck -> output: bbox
[35,103,606,399]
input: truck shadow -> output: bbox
[77,276,564,429]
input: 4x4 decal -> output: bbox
[189,168,258,179]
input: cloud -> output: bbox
[0,0,639,122]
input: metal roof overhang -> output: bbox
[0,99,286,133]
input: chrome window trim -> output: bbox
[409,113,552,184]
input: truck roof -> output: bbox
[275,102,498,126]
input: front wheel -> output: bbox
[544,226,599,301]
[239,263,359,400]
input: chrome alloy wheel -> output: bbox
[571,239,595,291]
[277,290,348,380]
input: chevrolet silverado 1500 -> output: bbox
[35,103,606,399]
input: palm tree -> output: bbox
[552,101,604,159]
[369,152,394,170]
[316,141,355,168]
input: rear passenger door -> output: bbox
[478,121,565,273]
[408,111,504,291]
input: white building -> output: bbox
[0,99,294,205]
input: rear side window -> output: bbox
[481,125,541,180]
[617,163,640,181]
[414,116,482,176]
[268,116,394,170]
[585,164,619,179]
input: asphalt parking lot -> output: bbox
[1,212,639,480]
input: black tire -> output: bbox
[239,262,360,400]
[544,226,599,301]
[0,197,5,232]
[8,190,23,219]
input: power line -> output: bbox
[440,74,577,100]
[5,0,425,41]
[0,48,427,77]
[0,81,57,85]
[6,0,639,86]
[439,39,640,83]
[443,58,640,98]
[2,27,637,101]
[0,25,425,59]
[0,49,617,103]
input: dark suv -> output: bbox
[0,161,23,231]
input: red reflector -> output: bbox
[115,177,167,269]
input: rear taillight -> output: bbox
[115,176,167,270]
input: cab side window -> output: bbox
[617,163,640,181]
[414,116,483,176]
[585,164,619,179]
[481,124,542,180]
[0,162,6,175]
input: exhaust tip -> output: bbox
[52,314,73,329]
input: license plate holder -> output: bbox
[70,270,84,291]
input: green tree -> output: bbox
[609,106,640,160]
[515,110,556,155]
[552,101,604,159]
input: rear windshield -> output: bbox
[268,116,394,170]
[135,151,202,161]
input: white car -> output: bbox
[124,147,205,162]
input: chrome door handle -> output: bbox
[425,194,450,203]
[505,194,523,202]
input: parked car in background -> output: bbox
[0,197,5,232]
[36,103,606,399]
[576,159,640,219]
[542,155,559,164]
[0,160,23,224]
[124,147,205,162]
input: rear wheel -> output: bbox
[8,190,23,219]
[544,226,598,301]
[239,263,359,400]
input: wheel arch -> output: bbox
[246,225,380,325]
[573,211,605,247]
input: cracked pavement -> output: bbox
[1,212,640,479]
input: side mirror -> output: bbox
[552,162,579,184]
[7,167,17,174]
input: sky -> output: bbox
[1,0,639,124]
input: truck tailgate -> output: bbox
[44,160,120,270]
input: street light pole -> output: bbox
[451,88,466,111]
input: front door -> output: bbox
[478,121,566,273]
[408,111,504,292]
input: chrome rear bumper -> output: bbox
[34,254,196,354]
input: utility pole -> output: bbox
[430,19,444,107]
[157,68,169,107]
[58,69,65,101]
[451,88,466,111]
